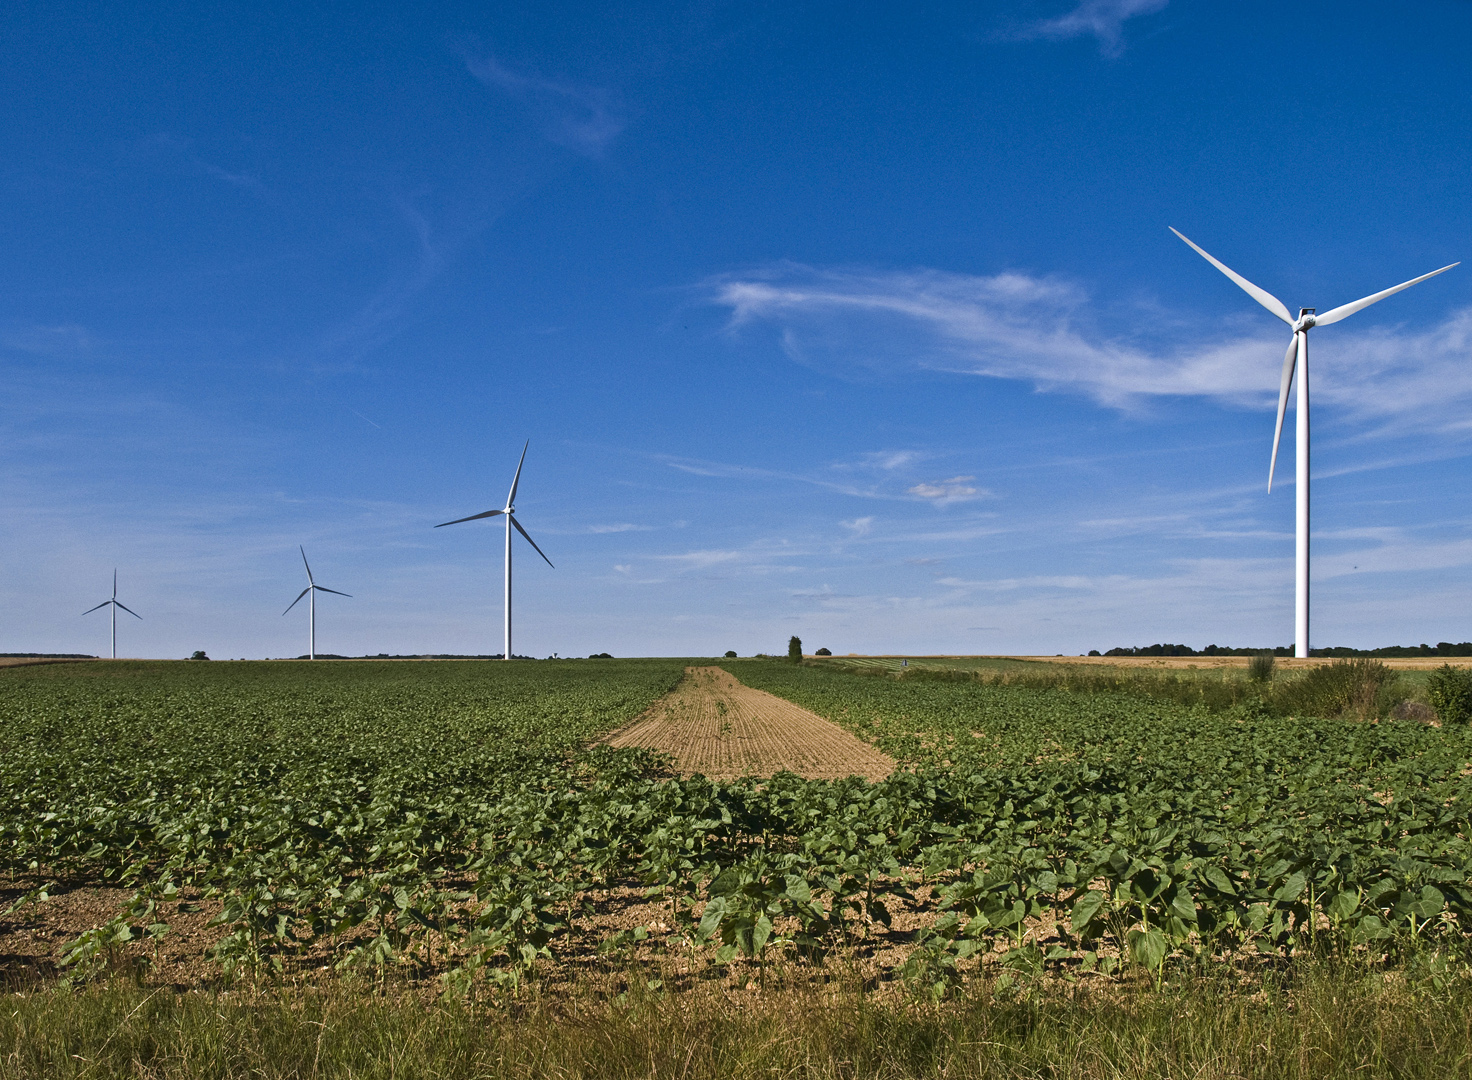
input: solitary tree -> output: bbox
[724,650,737,658]
[788,635,803,663]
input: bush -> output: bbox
[724,650,737,658]
[1274,659,1398,719]
[189,651,210,661]
[588,653,613,659]
[1426,663,1472,724]
[1248,652,1275,682]
[814,647,831,656]
[788,636,802,663]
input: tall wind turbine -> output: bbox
[1171,227,1457,657]
[436,441,554,661]
[282,547,351,660]
[82,570,141,660]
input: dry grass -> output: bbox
[4,955,1471,1079]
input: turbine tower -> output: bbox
[436,441,554,661]
[282,547,351,660]
[1171,227,1457,658]
[82,570,141,660]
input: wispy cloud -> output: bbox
[2,324,94,358]
[587,522,653,533]
[908,476,988,505]
[1005,0,1169,58]
[710,264,1472,429]
[465,53,626,157]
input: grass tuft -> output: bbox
[4,957,1471,1079]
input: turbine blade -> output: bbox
[114,601,142,619]
[112,569,117,599]
[1169,227,1294,325]
[300,545,314,584]
[1313,263,1460,327]
[81,601,110,616]
[1268,335,1297,493]
[506,440,529,509]
[435,509,503,527]
[282,587,311,615]
[510,515,555,568]
[314,587,352,598]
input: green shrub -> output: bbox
[788,636,803,663]
[1248,652,1274,682]
[1426,663,1472,724]
[724,650,737,659]
[1273,659,1398,719]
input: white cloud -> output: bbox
[841,516,875,536]
[587,523,651,533]
[465,54,626,156]
[837,449,925,472]
[710,264,1472,428]
[1007,0,1169,57]
[908,476,987,505]
[656,549,746,570]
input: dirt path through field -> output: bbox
[601,666,895,781]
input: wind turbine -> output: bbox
[82,570,141,660]
[1171,227,1457,658]
[282,547,351,660]
[435,441,554,661]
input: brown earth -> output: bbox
[0,657,94,669]
[600,666,895,781]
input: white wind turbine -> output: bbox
[1171,227,1458,658]
[82,570,141,660]
[436,441,554,661]
[282,547,351,660]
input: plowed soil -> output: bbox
[600,666,895,781]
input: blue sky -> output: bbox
[4,0,1472,659]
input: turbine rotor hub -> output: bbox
[1295,308,1317,331]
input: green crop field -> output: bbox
[6,657,1472,1078]
[4,657,1470,1000]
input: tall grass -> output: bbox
[4,957,1470,1079]
[840,657,1420,721]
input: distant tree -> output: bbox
[1087,650,1101,656]
[788,636,803,663]
[724,650,737,658]
[588,652,614,659]
[189,650,210,661]
[814,647,831,656]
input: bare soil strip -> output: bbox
[601,666,895,781]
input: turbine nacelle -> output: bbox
[1294,309,1317,332]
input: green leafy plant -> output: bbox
[1426,663,1472,724]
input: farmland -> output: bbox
[3,656,1471,1003]
[600,665,895,780]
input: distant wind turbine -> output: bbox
[82,570,140,660]
[436,441,554,661]
[282,547,351,660]
[1171,227,1458,658]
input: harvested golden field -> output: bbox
[600,665,895,781]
